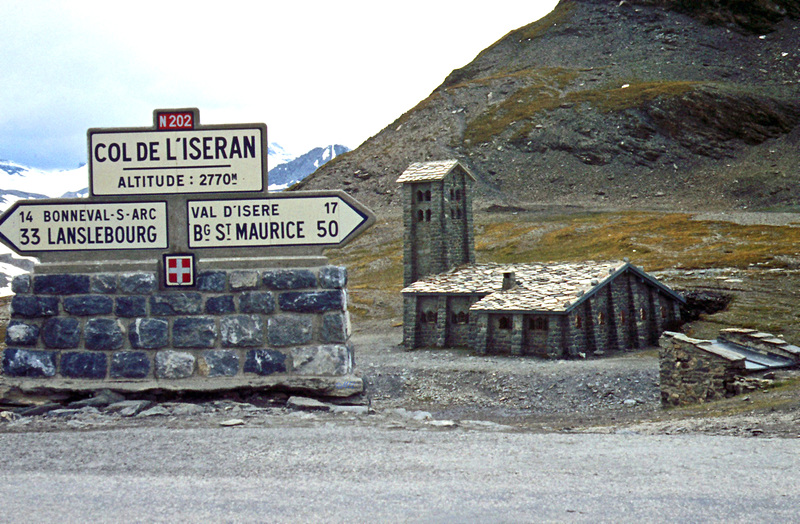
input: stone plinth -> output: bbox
[2,265,361,397]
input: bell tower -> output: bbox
[397,160,475,287]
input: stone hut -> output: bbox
[660,328,800,406]
[398,159,685,357]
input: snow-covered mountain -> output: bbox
[0,160,89,209]
[268,145,349,190]
[268,142,295,171]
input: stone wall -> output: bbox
[659,331,745,406]
[2,266,361,396]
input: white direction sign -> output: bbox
[0,201,168,255]
[187,195,371,249]
[89,126,266,196]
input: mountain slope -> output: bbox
[295,0,800,213]
[269,145,349,189]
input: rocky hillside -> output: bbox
[295,0,800,213]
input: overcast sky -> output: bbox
[1,1,558,170]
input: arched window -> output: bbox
[455,189,462,201]
[640,308,647,321]
[598,312,606,325]
[425,190,432,201]
[417,210,424,222]
[416,190,423,203]
[498,316,512,330]
[450,189,455,200]
[425,209,432,222]
[575,315,583,329]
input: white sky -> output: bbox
[0,0,558,170]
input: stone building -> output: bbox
[660,328,800,406]
[397,159,476,287]
[398,160,685,357]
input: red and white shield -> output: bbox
[164,255,194,286]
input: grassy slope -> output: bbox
[328,210,800,340]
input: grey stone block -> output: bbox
[63,295,113,316]
[2,348,57,377]
[150,293,203,315]
[279,291,343,313]
[202,350,240,377]
[220,315,264,347]
[42,317,81,349]
[5,320,40,346]
[206,295,235,314]
[244,349,287,375]
[155,350,195,379]
[173,317,218,348]
[292,344,353,376]
[239,291,275,314]
[197,271,227,292]
[84,318,124,350]
[129,318,169,349]
[262,269,317,290]
[321,312,347,343]
[229,270,259,290]
[119,272,157,294]
[110,352,150,379]
[319,266,347,289]
[268,315,312,347]
[11,274,31,294]
[61,352,107,379]
[33,274,90,295]
[11,295,59,318]
[115,296,148,317]
[90,274,118,294]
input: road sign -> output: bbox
[88,111,267,196]
[186,194,372,249]
[0,201,168,255]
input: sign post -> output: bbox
[0,108,374,395]
[0,108,375,276]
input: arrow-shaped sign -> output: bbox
[186,192,372,249]
[0,200,169,255]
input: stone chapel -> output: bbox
[398,159,685,357]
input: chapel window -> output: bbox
[498,316,512,330]
[529,317,548,331]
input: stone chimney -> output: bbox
[502,271,516,291]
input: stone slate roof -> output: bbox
[396,159,476,183]
[402,261,684,313]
